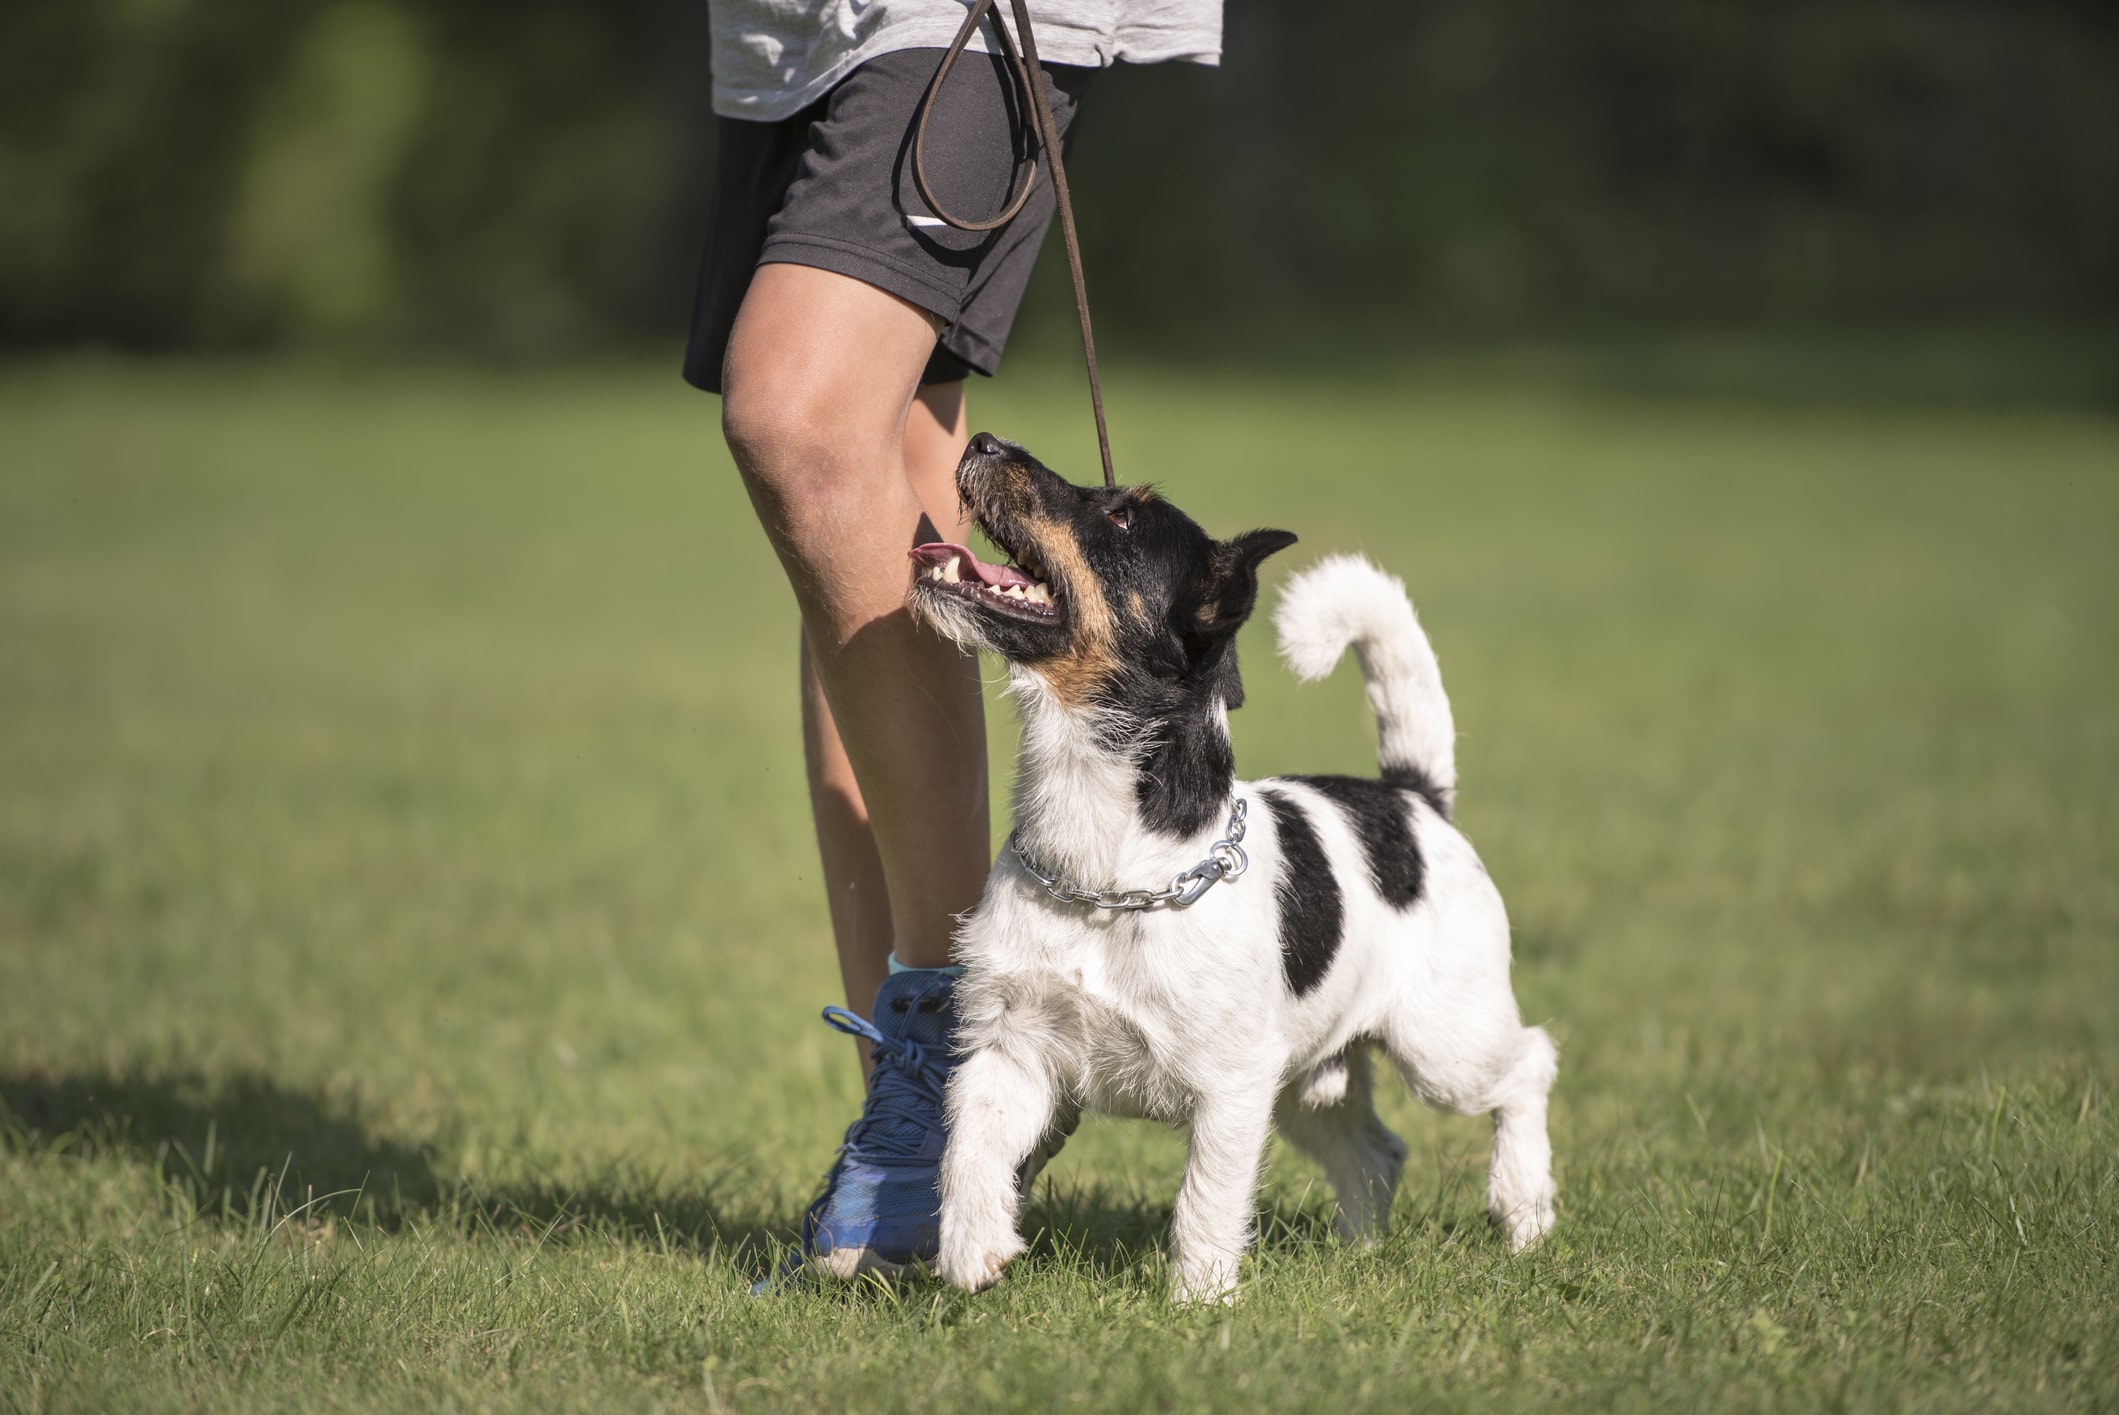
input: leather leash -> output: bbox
[913,0,1116,488]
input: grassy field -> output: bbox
[2,357,2115,1412]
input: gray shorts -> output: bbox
[682,47,1093,393]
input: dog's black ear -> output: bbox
[1192,529,1298,638]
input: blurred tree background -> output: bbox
[3,0,2114,358]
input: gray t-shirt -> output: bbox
[710,0,1221,121]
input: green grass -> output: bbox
[2,356,2115,1412]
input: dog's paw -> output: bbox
[1178,1270,1237,1304]
[938,1220,1025,1294]
[1169,1261,1242,1307]
[1499,1200,1555,1254]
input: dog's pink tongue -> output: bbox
[908,541,1033,588]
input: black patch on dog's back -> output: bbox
[1261,788,1342,997]
[1290,774,1424,910]
[1380,762,1451,821]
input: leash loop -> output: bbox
[914,0,1116,488]
[912,1,1042,231]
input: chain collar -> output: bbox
[1009,798,1249,910]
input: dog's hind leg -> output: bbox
[1483,1026,1558,1253]
[1273,1043,1407,1246]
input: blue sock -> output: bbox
[888,953,964,978]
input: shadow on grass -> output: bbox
[0,1067,788,1266]
[3,1068,1503,1292]
[1018,1179,1175,1279]
[1009,1142,1490,1284]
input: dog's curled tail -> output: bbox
[1274,554,1456,817]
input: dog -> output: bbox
[908,432,1558,1304]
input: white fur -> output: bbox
[1275,553,1457,814]
[937,556,1556,1304]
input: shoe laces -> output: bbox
[753,1003,956,1292]
[820,1005,953,1160]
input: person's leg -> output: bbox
[798,379,974,1060]
[724,263,989,985]
[727,264,990,1279]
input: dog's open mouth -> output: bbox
[909,539,1058,619]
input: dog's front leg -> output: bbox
[1168,1085,1276,1305]
[938,1043,1055,1293]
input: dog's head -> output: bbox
[910,433,1295,714]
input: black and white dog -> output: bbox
[909,433,1557,1304]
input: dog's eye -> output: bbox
[1106,508,1132,532]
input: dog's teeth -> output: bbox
[941,557,961,584]
[1004,585,1026,599]
[928,565,944,582]
[1026,584,1050,604]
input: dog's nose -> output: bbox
[969,432,1005,458]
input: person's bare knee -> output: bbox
[721,365,873,541]
[718,265,943,548]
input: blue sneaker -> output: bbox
[778,969,961,1284]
